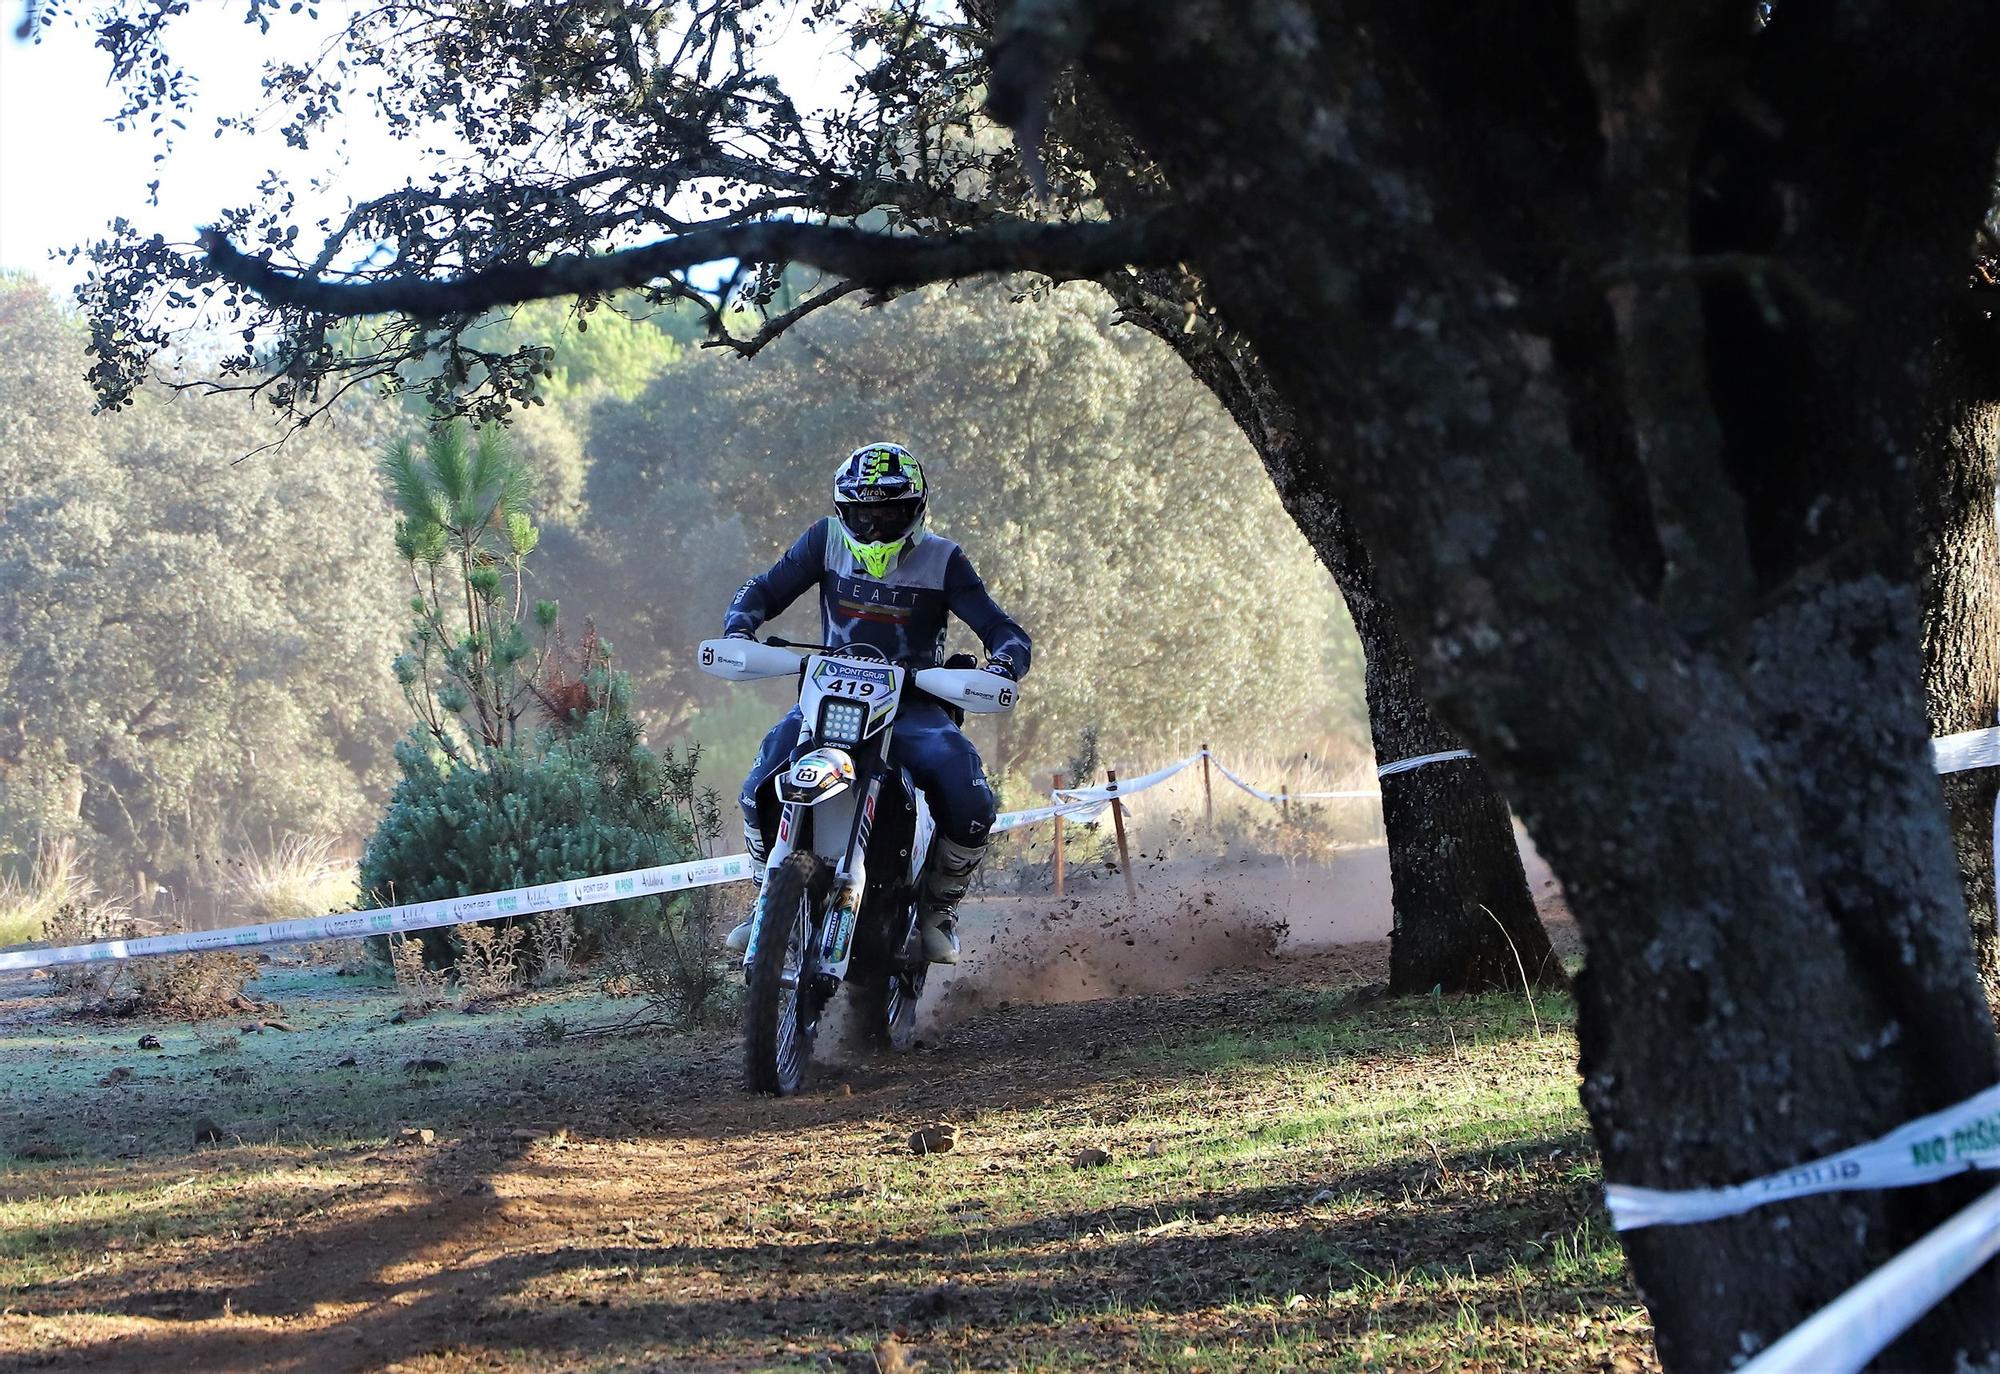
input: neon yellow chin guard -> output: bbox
[842,532,905,578]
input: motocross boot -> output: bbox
[915,834,986,965]
[723,819,768,954]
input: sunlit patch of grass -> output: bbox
[224,833,357,926]
[0,954,1642,1371]
[0,1160,358,1288]
[0,911,39,949]
[0,839,124,951]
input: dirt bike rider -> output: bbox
[720,442,1031,965]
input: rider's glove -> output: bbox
[726,630,756,641]
[982,653,1018,681]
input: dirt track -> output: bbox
[0,846,1620,1374]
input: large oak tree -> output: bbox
[53,0,1556,996]
[46,0,2000,1364]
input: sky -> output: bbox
[0,6,370,284]
[0,3,858,291]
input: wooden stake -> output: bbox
[1201,744,1214,829]
[1281,783,1291,823]
[1051,771,1067,897]
[1108,768,1138,901]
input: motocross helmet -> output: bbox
[833,442,928,577]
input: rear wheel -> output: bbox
[744,851,829,1095]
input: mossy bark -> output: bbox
[1099,272,1556,995]
[1917,324,2000,1000]
[1051,0,2000,1366]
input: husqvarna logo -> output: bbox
[701,645,716,666]
[998,685,1015,707]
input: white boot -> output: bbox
[920,917,960,965]
[916,835,986,966]
[724,820,767,954]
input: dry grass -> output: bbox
[0,955,1644,1373]
[388,932,450,1013]
[598,887,743,1029]
[224,834,357,926]
[123,952,260,1020]
[0,840,123,951]
[451,922,525,1001]
[527,909,578,984]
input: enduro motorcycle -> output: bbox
[696,635,1018,1095]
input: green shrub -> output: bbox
[358,695,716,969]
[362,418,727,1008]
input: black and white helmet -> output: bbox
[832,442,928,574]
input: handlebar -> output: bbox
[755,635,889,662]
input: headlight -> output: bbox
[818,698,867,746]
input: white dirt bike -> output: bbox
[696,635,1018,1095]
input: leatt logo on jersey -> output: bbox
[835,575,924,625]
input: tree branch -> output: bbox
[703,278,871,359]
[201,214,1181,319]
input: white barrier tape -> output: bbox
[1362,730,2000,784]
[0,851,759,974]
[0,787,1141,969]
[1207,756,1286,804]
[23,725,1991,976]
[1203,755,1379,804]
[1051,751,1206,804]
[1605,1080,2000,1231]
[1376,748,1474,779]
[1728,1184,2000,1374]
[992,796,1111,832]
[1934,726,2000,775]
[1738,1182,2000,1374]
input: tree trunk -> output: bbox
[1044,1,2000,1365]
[1100,273,1558,993]
[1344,541,1558,993]
[1918,321,2000,998]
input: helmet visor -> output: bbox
[838,499,922,545]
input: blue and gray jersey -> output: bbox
[723,519,1032,676]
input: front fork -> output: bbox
[817,772,883,978]
[742,772,883,983]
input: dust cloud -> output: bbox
[933,850,1379,1024]
[927,837,1563,1025]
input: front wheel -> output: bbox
[744,851,829,1095]
[854,965,928,1053]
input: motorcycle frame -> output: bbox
[745,653,930,983]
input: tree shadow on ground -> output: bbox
[1,964,1591,1373]
[17,1136,1610,1373]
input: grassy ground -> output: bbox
[0,945,1649,1372]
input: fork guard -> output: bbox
[777,747,855,805]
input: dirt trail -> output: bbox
[0,955,1377,1374]
[0,842,1602,1374]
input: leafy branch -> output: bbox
[200,213,1180,319]
[383,422,555,758]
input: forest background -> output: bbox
[0,273,1368,923]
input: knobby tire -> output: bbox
[744,851,828,1096]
